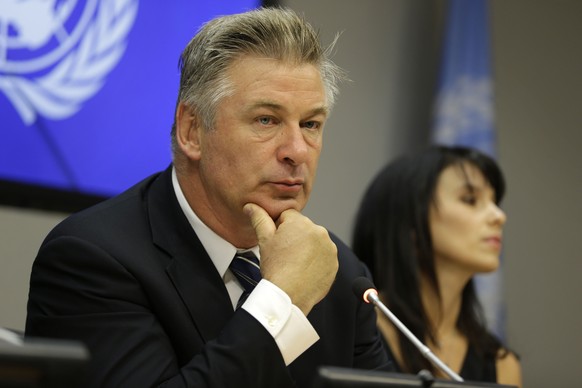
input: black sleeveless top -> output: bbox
[382,335,497,382]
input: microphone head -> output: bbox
[352,276,377,303]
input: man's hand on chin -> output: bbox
[244,203,338,315]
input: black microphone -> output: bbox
[352,277,464,382]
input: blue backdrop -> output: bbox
[1,0,261,198]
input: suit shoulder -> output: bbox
[46,171,163,243]
[329,232,368,278]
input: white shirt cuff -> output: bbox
[242,279,319,365]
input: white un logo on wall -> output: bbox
[0,0,138,125]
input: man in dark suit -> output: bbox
[26,7,390,387]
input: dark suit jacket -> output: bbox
[26,166,390,387]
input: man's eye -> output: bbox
[302,121,320,130]
[258,117,273,125]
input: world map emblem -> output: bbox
[0,0,138,125]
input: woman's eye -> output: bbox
[461,195,477,205]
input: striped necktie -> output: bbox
[229,251,261,308]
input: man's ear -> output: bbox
[175,102,202,160]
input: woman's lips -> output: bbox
[483,236,502,250]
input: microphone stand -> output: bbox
[366,290,464,382]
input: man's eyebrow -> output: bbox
[308,106,329,117]
[248,101,283,111]
[246,101,329,117]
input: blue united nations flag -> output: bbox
[431,0,505,337]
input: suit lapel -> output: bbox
[146,167,234,343]
[165,252,234,343]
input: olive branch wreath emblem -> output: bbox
[0,0,138,125]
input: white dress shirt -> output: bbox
[171,168,319,365]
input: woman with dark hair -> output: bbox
[352,145,522,386]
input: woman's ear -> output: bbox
[175,102,202,160]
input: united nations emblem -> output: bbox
[0,0,138,124]
[432,75,496,156]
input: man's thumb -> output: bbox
[244,203,276,242]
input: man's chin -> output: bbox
[261,200,305,220]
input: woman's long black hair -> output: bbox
[351,145,506,374]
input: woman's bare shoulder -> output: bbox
[496,349,522,388]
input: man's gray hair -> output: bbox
[170,7,346,156]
